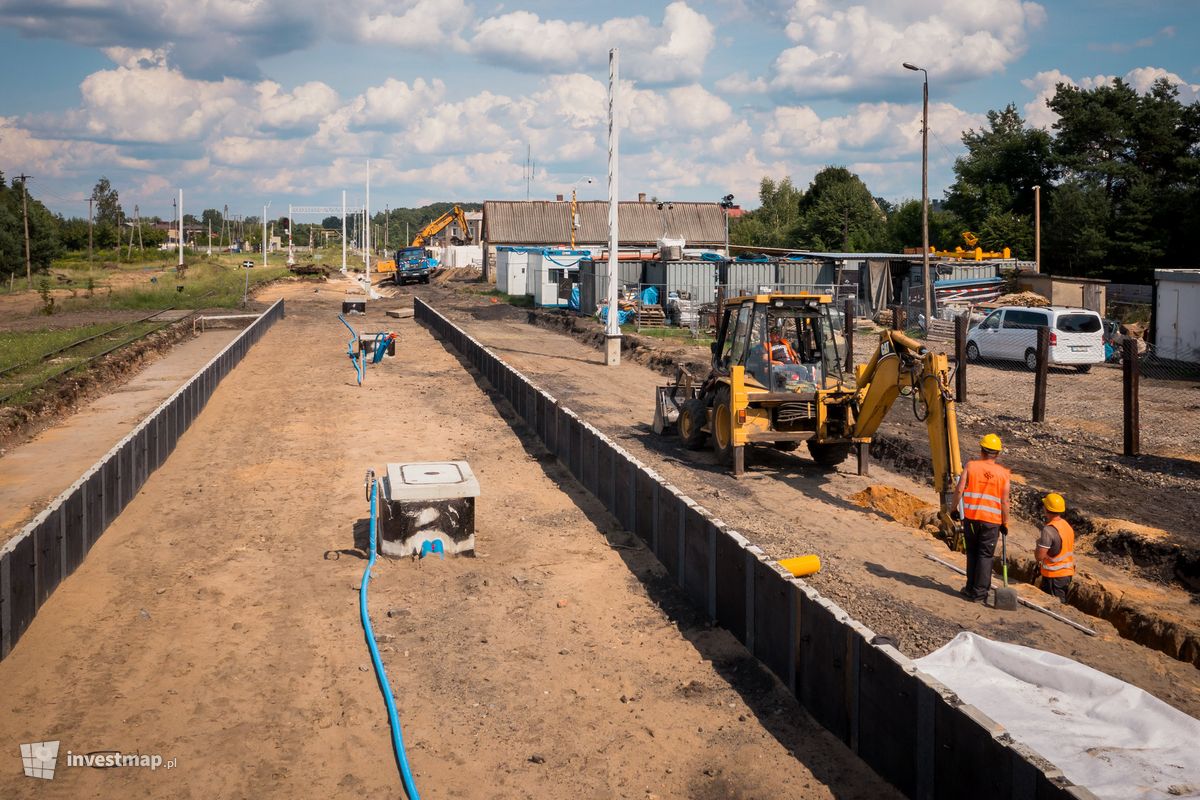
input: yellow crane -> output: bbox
[411,206,472,247]
[930,230,1010,261]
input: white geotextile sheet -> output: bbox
[916,632,1200,800]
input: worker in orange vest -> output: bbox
[765,327,799,364]
[1035,493,1075,600]
[950,433,1011,603]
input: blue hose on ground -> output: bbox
[339,315,364,385]
[362,478,421,799]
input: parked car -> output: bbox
[241,260,255,268]
[965,305,1105,372]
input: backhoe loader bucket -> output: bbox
[653,366,701,435]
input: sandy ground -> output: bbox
[422,287,1200,720]
[0,281,893,798]
[0,327,239,542]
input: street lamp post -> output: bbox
[262,200,271,269]
[903,62,932,329]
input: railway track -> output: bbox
[0,309,190,404]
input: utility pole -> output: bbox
[17,174,32,288]
[1033,185,1041,273]
[604,48,622,367]
[341,190,347,272]
[207,219,212,257]
[263,200,271,268]
[385,205,389,251]
[365,159,371,285]
[88,195,94,265]
[178,188,184,268]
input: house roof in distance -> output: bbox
[483,200,726,246]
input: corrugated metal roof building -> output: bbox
[481,200,726,277]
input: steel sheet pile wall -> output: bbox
[414,297,1097,800]
[0,299,285,660]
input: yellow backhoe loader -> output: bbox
[653,292,963,542]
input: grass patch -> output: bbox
[58,263,292,311]
[472,288,534,307]
[620,324,715,347]
[0,321,163,404]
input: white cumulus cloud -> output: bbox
[761,0,1044,97]
[470,1,715,84]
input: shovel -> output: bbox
[994,530,1018,611]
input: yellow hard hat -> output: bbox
[1043,493,1066,513]
[980,433,1003,452]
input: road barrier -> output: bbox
[415,296,1098,800]
[0,299,285,660]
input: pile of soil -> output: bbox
[849,485,938,528]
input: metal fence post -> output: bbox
[1032,326,1049,422]
[954,313,968,403]
[1123,338,1140,456]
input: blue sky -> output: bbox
[0,0,1196,222]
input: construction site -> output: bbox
[1,215,1198,798]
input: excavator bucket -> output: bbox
[653,366,700,435]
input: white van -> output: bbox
[966,306,1105,372]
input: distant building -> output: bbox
[481,198,726,277]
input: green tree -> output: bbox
[729,177,803,248]
[978,211,1032,259]
[1043,181,1109,275]
[886,200,965,252]
[793,167,888,251]
[945,104,1055,231]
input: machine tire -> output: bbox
[421,276,431,284]
[1024,348,1038,371]
[966,342,980,363]
[1075,364,1092,373]
[677,399,708,450]
[773,441,801,452]
[711,386,736,466]
[807,441,850,468]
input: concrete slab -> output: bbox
[385,462,480,501]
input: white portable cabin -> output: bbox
[496,247,530,295]
[1154,269,1200,364]
[527,249,588,307]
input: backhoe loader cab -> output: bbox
[713,295,845,392]
[654,293,858,474]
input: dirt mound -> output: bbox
[996,291,1049,307]
[431,266,481,285]
[849,485,938,528]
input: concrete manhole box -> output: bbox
[379,461,479,557]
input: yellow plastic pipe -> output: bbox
[779,555,821,577]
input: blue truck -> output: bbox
[392,246,438,285]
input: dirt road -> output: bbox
[0,281,893,798]
[423,286,1200,719]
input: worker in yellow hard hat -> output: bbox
[950,433,1011,603]
[1035,493,1075,601]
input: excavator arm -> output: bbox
[411,205,471,247]
[852,330,964,544]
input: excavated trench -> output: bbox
[522,302,1200,670]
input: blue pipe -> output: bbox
[363,479,421,799]
[339,315,364,385]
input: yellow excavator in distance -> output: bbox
[653,292,964,543]
[411,205,472,247]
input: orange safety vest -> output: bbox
[1040,517,1076,579]
[960,459,1010,524]
[764,340,798,364]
